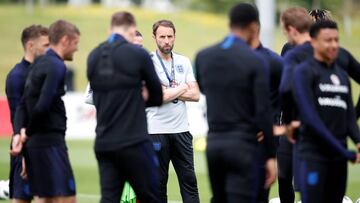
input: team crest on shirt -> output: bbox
[176,64,184,73]
[330,74,340,86]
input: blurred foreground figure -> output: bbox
[195,3,276,203]
[87,11,163,203]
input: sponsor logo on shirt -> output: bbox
[318,96,347,109]
[318,84,348,93]
[330,74,340,85]
[318,74,348,94]
[317,74,348,109]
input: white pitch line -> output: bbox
[77,193,100,199]
[77,193,182,203]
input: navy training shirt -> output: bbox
[87,34,163,151]
[5,58,31,132]
[293,57,360,161]
[279,42,360,153]
[255,44,284,124]
[280,42,295,57]
[195,35,276,159]
[279,42,360,122]
[14,48,67,147]
[279,42,313,124]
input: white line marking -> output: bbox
[77,193,100,198]
[77,193,182,202]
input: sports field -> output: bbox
[0,138,360,202]
[1,4,360,202]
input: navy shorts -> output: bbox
[24,145,76,198]
[9,155,33,200]
[299,158,347,203]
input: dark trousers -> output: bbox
[277,152,294,203]
[206,136,261,203]
[258,188,270,203]
[150,132,199,203]
[257,140,269,203]
[299,158,347,203]
[277,136,295,203]
[95,141,160,203]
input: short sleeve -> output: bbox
[185,58,196,82]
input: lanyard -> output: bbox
[156,51,176,87]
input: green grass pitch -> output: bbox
[1,138,360,202]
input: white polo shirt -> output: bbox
[146,51,196,134]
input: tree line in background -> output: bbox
[0,0,359,19]
[189,0,346,13]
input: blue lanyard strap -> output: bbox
[156,51,175,87]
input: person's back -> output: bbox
[254,44,284,124]
[88,35,162,151]
[6,60,31,126]
[87,11,162,203]
[195,4,276,202]
[281,42,294,56]
[196,35,272,136]
[280,42,313,95]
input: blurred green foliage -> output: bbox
[0,0,358,14]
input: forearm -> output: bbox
[178,82,200,102]
[34,96,52,115]
[255,71,275,158]
[163,86,187,103]
[348,117,360,145]
[347,94,360,144]
[34,64,64,115]
[14,102,27,135]
[178,89,200,102]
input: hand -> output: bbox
[142,86,149,102]
[20,128,27,143]
[10,134,23,156]
[178,83,189,91]
[356,143,360,153]
[351,153,360,164]
[10,128,27,156]
[20,157,27,180]
[286,121,301,144]
[264,158,277,189]
[256,131,264,142]
[273,125,287,136]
